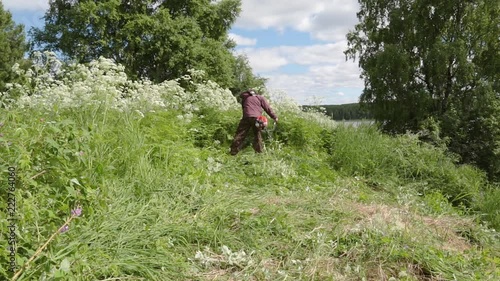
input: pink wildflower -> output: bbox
[60,225,69,233]
[71,207,82,217]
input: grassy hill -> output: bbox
[0,57,498,280]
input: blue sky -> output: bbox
[4,0,364,105]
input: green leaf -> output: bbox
[70,178,82,187]
[53,269,66,278]
[45,137,60,149]
[60,258,71,273]
[66,184,76,197]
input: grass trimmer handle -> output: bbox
[264,121,277,141]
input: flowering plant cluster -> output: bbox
[1,52,239,119]
[267,89,337,129]
[2,51,334,128]
[193,245,254,269]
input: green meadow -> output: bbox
[0,57,498,280]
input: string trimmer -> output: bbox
[263,121,277,141]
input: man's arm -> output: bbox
[259,96,278,121]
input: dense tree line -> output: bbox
[346,0,500,181]
[323,103,373,120]
[303,103,373,120]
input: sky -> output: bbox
[4,0,364,105]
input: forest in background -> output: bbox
[304,103,374,121]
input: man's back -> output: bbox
[240,92,277,120]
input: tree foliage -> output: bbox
[31,0,242,88]
[0,1,27,92]
[229,54,267,95]
[320,103,373,120]
[346,0,500,181]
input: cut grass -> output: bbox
[1,107,498,280]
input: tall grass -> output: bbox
[324,124,487,207]
[0,56,498,280]
[1,105,498,280]
[476,186,500,230]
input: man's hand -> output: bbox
[275,117,279,123]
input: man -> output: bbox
[230,89,278,155]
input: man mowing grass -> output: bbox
[230,89,278,155]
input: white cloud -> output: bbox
[240,48,289,72]
[237,0,359,41]
[234,1,363,104]
[239,41,350,73]
[307,63,363,88]
[228,33,257,46]
[235,42,363,105]
[3,0,48,11]
[264,62,363,104]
